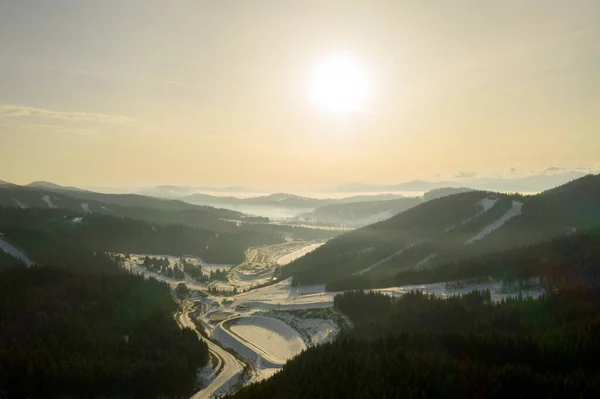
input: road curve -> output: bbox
[177,301,244,399]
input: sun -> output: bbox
[308,53,370,115]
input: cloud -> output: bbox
[454,171,476,179]
[0,104,133,125]
[16,124,98,136]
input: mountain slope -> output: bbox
[284,174,600,286]
[0,207,280,265]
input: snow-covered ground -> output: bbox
[215,316,306,367]
[447,197,499,231]
[232,279,334,310]
[229,242,325,289]
[477,197,499,214]
[12,199,28,209]
[465,200,523,244]
[0,237,34,267]
[265,310,340,347]
[375,279,543,303]
[230,276,542,311]
[275,242,324,265]
[121,254,229,292]
[42,195,57,209]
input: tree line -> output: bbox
[0,267,209,398]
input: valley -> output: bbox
[1,174,599,398]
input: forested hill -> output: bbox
[327,225,600,291]
[0,267,209,398]
[0,185,343,242]
[227,286,600,398]
[284,174,600,286]
[0,207,282,267]
[0,185,248,233]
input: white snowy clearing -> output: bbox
[0,237,34,267]
[275,242,324,265]
[81,203,92,214]
[12,199,28,209]
[265,310,340,347]
[477,197,499,214]
[232,279,334,310]
[214,316,306,367]
[465,200,523,244]
[448,197,499,231]
[42,195,57,209]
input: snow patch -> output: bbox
[42,195,57,209]
[354,240,425,275]
[477,197,499,213]
[465,200,523,244]
[456,197,499,227]
[12,199,28,209]
[415,252,437,268]
[0,237,34,267]
[275,242,324,265]
[81,203,92,214]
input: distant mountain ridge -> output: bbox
[328,171,588,194]
[27,181,85,192]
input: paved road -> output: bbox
[177,301,244,399]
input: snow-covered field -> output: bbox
[230,276,542,311]
[232,279,334,310]
[465,200,523,244]
[219,316,306,366]
[0,237,34,267]
[265,310,340,347]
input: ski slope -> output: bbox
[354,240,425,276]
[12,199,28,209]
[0,237,34,267]
[465,200,523,244]
[275,242,324,265]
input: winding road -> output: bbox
[177,300,244,399]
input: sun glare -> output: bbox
[308,53,370,115]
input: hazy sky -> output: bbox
[1,1,599,190]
